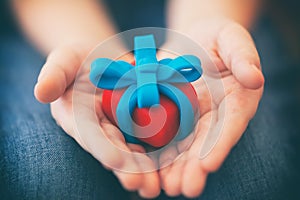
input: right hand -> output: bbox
[157,18,264,197]
[34,44,161,198]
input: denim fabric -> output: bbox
[0,1,300,200]
[0,38,131,200]
[103,0,167,31]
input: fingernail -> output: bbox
[37,72,46,83]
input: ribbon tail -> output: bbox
[158,83,195,140]
[90,58,135,89]
[116,85,139,143]
[159,55,202,83]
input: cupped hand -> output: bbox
[34,44,161,198]
[158,18,264,197]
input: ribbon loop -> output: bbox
[168,55,202,82]
[157,55,202,83]
[134,35,158,65]
[90,58,135,90]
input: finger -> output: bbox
[159,145,179,169]
[136,156,161,198]
[113,171,144,192]
[101,122,158,193]
[159,145,179,191]
[127,144,146,153]
[217,23,264,89]
[35,45,86,103]
[182,159,207,198]
[161,154,187,197]
[113,150,160,197]
[199,89,261,172]
[51,96,145,191]
[177,115,210,198]
[52,93,160,197]
[158,105,211,197]
[93,116,148,191]
[52,99,125,168]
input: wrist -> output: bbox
[51,36,133,63]
[163,17,230,53]
[166,0,260,34]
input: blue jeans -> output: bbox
[1,4,300,200]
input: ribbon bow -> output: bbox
[90,34,202,142]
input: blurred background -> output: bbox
[0,0,299,87]
[0,0,299,199]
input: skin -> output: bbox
[13,0,264,198]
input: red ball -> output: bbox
[101,83,198,147]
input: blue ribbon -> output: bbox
[90,34,202,143]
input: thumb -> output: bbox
[34,45,87,103]
[217,23,265,89]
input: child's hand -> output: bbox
[158,19,264,197]
[34,45,161,198]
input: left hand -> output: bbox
[34,45,161,198]
[157,18,264,198]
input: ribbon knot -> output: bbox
[135,64,159,107]
[90,34,202,142]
